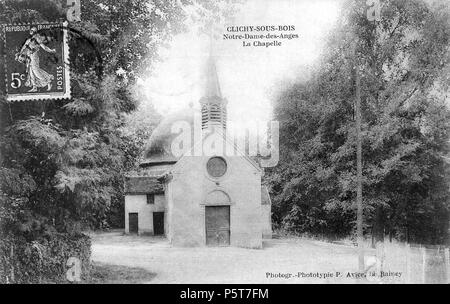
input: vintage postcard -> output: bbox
[0,0,449,291]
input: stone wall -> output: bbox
[168,155,263,249]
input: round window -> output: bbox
[206,157,227,178]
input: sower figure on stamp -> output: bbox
[15,27,56,92]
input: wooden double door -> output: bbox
[205,206,230,246]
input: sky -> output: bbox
[137,0,342,125]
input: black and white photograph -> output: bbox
[0,0,449,289]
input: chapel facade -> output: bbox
[124,56,272,249]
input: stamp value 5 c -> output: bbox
[3,22,70,101]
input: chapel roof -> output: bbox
[140,107,196,166]
[141,56,224,167]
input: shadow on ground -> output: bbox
[88,262,156,284]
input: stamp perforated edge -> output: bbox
[3,21,71,102]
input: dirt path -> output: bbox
[90,231,395,284]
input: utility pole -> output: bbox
[354,43,364,272]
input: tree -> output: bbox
[0,0,239,233]
[268,0,450,245]
[0,0,178,235]
[0,0,240,282]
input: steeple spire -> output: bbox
[200,44,227,131]
[204,55,222,98]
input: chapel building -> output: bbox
[124,56,272,249]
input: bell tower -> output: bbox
[199,56,227,130]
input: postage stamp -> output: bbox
[3,22,70,101]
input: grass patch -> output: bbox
[87,262,156,284]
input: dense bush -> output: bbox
[0,233,91,284]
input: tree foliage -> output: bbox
[0,0,238,241]
[268,0,450,244]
